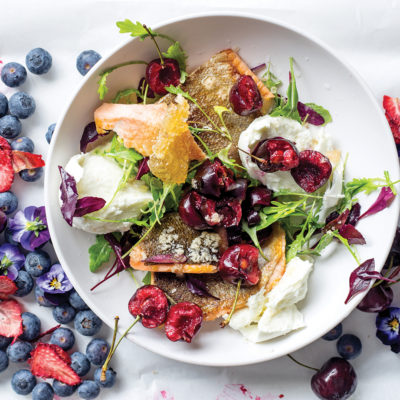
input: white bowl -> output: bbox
[44,12,400,366]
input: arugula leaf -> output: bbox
[263,63,282,94]
[116,20,152,38]
[88,235,112,272]
[112,88,142,104]
[304,103,332,126]
[162,41,188,83]
[142,271,151,285]
[213,106,232,141]
[106,135,143,165]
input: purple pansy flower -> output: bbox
[8,206,50,251]
[376,306,400,353]
[36,263,73,294]
[0,244,25,281]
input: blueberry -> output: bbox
[0,191,18,214]
[69,290,88,311]
[0,335,12,350]
[74,310,102,336]
[50,327,75,351]
[7,340,33,362]
[0,210,7,233]
[11,136,34,152]
[86,338,109,366]
[322,323,343,341]
[94,367,116,388]
[26,48,52,75]
[19,167,44,182]
[20,312,41,341]
[70,351,91,377]
[0,93,8,117]
[0,350,9,372]
[77,380,100,400]
[25,249,51,277]
[11,369,36,395]
[76,50,101,76]
[1,62,27,87]
[45,123,56,144]
[35,286,54,307]
[32,382,54,400]
[9,92,36,119]
[0,115,22,139]
[337,333,362,360]
[53,380,77,397]
[53,305,76,324]
[4,226,18,245]
[14,270,34,296]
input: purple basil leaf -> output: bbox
[250,63,266,73]
[339,224,366,245]
[80,122,99,153]
[185,275,219,299]
[346,202,361,226]
[297,101,325,125]
[136,157,150,180]
[144,254,187,264]
[58,166,78,226]
[74,196,106,217]
[323,209,350,233]
[359,186,396,220]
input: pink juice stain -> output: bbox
[217,384,282,400]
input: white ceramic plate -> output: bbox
[44,12,400,366]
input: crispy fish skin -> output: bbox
[152,224,286,321]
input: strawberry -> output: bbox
[0,137,14,193]
[0,299,23,343]
[48,343,71,364]
[0,276,18,299]
[11,150,45,173]
[385,112,400,144]
[383,95,400,125]
[29,343,81,385]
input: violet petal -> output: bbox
[359,187,396,220]
[136,157,150,180]
[80,122,99,153]
[74,197,106,217]
[339,224,366,245]
[297,101,325,125]
[20,231,34,251]
[59,166,78,226]
[185,275,219,299]
[144,254,187,264]
[30,229,51,250]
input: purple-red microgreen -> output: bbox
[136,157,150,180]
[339,224,366,245]
[297,102,325,126]
[185,275,219,299]
[74,197,106,218]
[80,122,99,153]
[359,186,396,220]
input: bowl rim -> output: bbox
[44,10,399,367]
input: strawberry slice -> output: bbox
[383,95,400,125]
[0,276,18,299]
[48,344,71,364]
[11,150,45,173]
[385,112,400,144]
[29,343,81,385]
[0,137,14,193]
[0,299,23,343]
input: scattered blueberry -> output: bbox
[322,323,343,341]
[74,310,102,336]
[9,91,36,119]
[11,369,36,395]
[0,210,7,233]
[19,167,44,182]
[20,312,41,341]
[86,338,109,366]
[35,285,54,307]
[11,136,34,152]
[0,93,8,117]
[0,335,12,350]
[26,48,52,75]
[7,340,33,362]
[0,115,22,139]
[50,327,75,351]
[53,305,76,324]
[14,270,34,297]
[77,380,100,400]
[25,249,51,277]
[76,50,101,76]
[337,334,362,360]
[94,367,116,388]
[32,382,54,400]
[53,380,77,397]
[70,351,91,377]
[4,226,18,245]
[0,191,18,214]
[1,62,27,87]
[45,123,56,144]
[69,290,88,311]
[0,350,9,373]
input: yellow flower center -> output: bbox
[389,318,399,332]
[50,277,61,290]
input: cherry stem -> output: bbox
[287,354,318,372]
[29,324,61,343]
[220,279,241,328]
[238,147,268,165]
[143,24,164,65]
[164,292,177,305]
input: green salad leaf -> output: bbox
[88,235,112,272]
[142,271,152,285]
[106,135,143,166]
[162,41,188,83]
[262,63,282,94]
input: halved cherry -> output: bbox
[230,75,262,116]
[145,58,180,95]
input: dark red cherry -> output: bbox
[246,209,261,226]
[145,58,180,95]
[356,284,393,313]
[178,191,211,230]
[252,137,299,172]
[215,198,242,228]
[225,178,248,201]
[248,186,272,208]
[218,244,260,286]
[229,75,262,116]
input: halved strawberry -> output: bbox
[0,299,23,343]
[29,343,81,385]
[385,112,400,144]
[0,137,14,193]
[383,95,400,125]
[0,276,18,299]
[48,343,71,364]
[11,150,45,173]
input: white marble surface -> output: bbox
[1,1,400,399]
